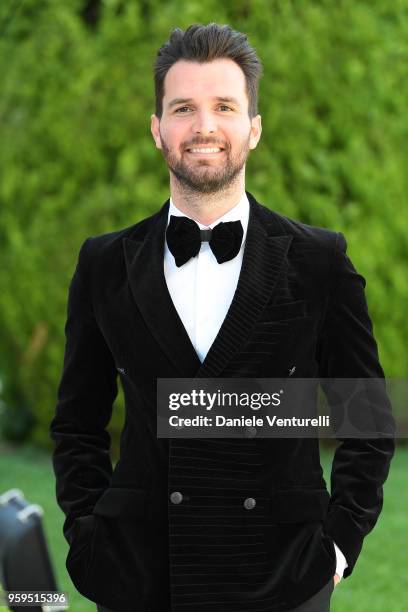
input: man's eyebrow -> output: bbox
[167,96,240,108]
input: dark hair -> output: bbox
[154,23,263,119]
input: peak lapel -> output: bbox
[123,201,201,377]
[195,192,293,378]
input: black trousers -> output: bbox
[96,578,335,612]
[290,577,334,611]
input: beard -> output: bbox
[159,132,251,194]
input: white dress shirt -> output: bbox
[163,191,348,580]
[164,192,250,362]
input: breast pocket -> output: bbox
[259,299,309,323]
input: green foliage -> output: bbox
[0,0,407,448]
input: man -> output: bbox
[50,23,395,612]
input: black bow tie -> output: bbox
[166,215,244,267]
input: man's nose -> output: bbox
[192,110,217,135]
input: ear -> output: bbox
[151,114,162,149]
[249,114,262,150]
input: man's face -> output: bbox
[151,58,262,194]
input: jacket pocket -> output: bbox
[92,486,149,519]
[268,488,330,523]
[79,488,152,603]
[66,514,99,596]
[67,514,96,561]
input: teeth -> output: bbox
[189,148,222,153]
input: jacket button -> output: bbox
[170,491,183,504]
[243,497,256,510]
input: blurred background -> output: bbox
[0,0,407,610]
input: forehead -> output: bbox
[163,58,247,104]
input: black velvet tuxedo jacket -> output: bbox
[50,191,395,612]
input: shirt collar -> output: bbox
[167,191,250,244]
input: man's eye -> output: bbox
[174,105,232,113]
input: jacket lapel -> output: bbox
[123,192,293,379]
[123,200,202,377]
[196,192,293,377]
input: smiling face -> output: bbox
[151,58,262,194]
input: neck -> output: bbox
[169,173,245,226]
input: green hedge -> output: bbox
[0,0,407,447]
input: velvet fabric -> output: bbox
[50,191,395,611]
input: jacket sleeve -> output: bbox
[49,237,118,545]
[316,231,395,578]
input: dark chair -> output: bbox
[0,489,68,611]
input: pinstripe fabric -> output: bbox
[168,439,290,611]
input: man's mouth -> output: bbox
[185,147,225,155]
